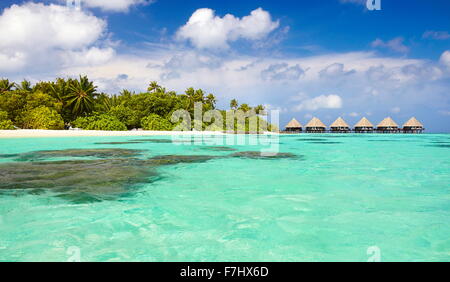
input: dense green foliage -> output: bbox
[73,114,127,131]
[0,110,15,130]
[0,77,271,132]
[21,106,64,130]
[141,114,174,131]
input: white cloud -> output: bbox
[293,95,343,112]
[61,47,116,67]
[176,8,279,49]
[319,63,355,78]
[440,50,450,67]
[400,63,442,81]
[261,63,306,81]
[0,51,26,72]
[264,104,288,114]
[162,52,223,70]
[61,0,153,12]
[57,50,441,103]
[0,2,113,72]
[349,112,360,117]
[371,37,409,53]
[423,31,450,40]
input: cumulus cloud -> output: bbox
[293,94,343,112]
[160,71,181,81]
[62,0,153,12]
[400,63,443,81]
[163,52,222,70]
[364,61,443,84]
[423,31,450,40]
[366,65,391,82]
[261,63,306,81]
[440,50,450,68]
[176,8,279,49]
[371,37,409,53]
[152,51,223,82]
[319,63,355,78]
[61,47,115,67]
[0,2,113,72]
[264,104,288,114]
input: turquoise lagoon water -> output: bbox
[0,134,449,262]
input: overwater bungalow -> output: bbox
[377,117,400,133]
[354,117,374,133]
[330,117,350,133]
[305,117,326,133]
[284,118,302,133]
[403,117,424,133]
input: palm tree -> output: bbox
[254,104,266,115]
[147,81,161,93]
[49,78,70,104]
[206,93,217,108]
[194,89,205,102]
[238,103,251,112]
[16,80,32,92]
[183,87,196,110]
[65,75,98,116]
[120,89,133,100]
[0,79,15,93]
[97,93,113,112]
[230,99,238,110]
[32,81,53,94]
[159,87,167,94]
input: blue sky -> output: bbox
[0,0,449,132]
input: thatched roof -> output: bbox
[330,117,350,128]
[354,117,374,128]
[306,117,326,128]
[377,117,399,128]
[403,117,423,128]
[285,118,302,128]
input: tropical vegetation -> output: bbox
[0,76,274,132]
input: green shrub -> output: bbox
[71,116,90,129]
[0,111,8,121]
[0,110,15,130]
[0,120,15,130]
[22,106,64,130]
[73,114,127,131]
[141,114,173,131]
[108,105,140,129]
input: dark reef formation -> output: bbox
[0,147,299,203]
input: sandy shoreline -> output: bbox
[0,129,279,138]
[0,129,231,138]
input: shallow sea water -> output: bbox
[0,134,449,262]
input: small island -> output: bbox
[0,77,273,136]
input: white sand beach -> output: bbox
[0,129,228,138]
[0,130,279,138]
